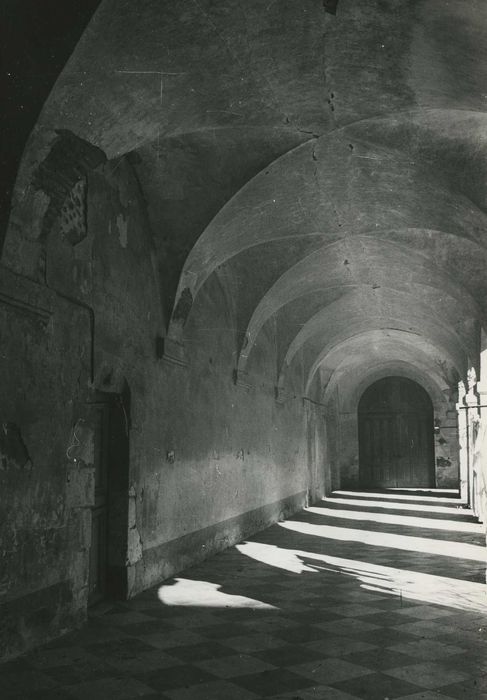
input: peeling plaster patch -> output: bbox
[0,423,32,471]
[33,129,106,240]
[116,213,128,248]
[127,525,143,565]
[60,179,87,245]
[436,456,452,467]
[127,484,142,565]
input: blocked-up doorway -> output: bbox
[358,376,435,488]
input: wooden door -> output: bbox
[358,377,435,488]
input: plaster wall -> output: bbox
[0,269,92,660]
[0,157,314,660]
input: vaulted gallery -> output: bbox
[1,0,487,674]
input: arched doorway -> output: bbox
[358,376,435,488]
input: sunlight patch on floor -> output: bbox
[277,519,486,561]
[333,490,462,503]
[325,496,469,514]
[306,505,484,534]
[157,577,277,609]
[236,541,487,614]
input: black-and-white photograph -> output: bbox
[1,1,487,698]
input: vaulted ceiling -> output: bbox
[6,0,487,400]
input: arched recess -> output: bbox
[319,357,460,492]
[300,319,464,494]
[357,376,435,489]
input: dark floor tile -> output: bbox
[63,675,158,699]
[192,623,249,639]
[85,636,157,656]
[113,621,177,636]
[354,627,420,646]
[290,657,373,685]
[8,689,77,700]
[210,607,272,621]
[137,664,217,691]
[56,623,130,648]
[385,661,469,689]
[345,647,420,671]
[167,642,236,661]
[441,674,487,698]
[240,618,302,636]
[232,668,314,697]
[0,657,35,674]
[446,652,487,677]
[42,659,114,686]
[139,607,193,620]
[223,633,289,653]
[331,671,423,699]
[164,678,263,699]
[277,625,329,644]
[317,618,382,637]
[98,603,133,615]
[285,609,346,624]
[252,644,326,667]
[304,636,377,658]
[0,670,58,696]
[361,611,419,627]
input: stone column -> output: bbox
[456,381,469,503]
[465,369,480,516]
[477,344,487,529]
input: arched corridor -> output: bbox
[1,1,487,693]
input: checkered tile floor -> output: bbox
[2,489,487,699]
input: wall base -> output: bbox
[132,491,307,595]
[0,581,85,663]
